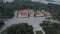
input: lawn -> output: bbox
[58,31,60,34]
[36,31,43,34]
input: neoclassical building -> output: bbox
[17,9,44,18]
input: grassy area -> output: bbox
[36,31,43,34]
[58,31,60,34]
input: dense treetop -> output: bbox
[40,21,60,34]
[0,20,4,27]
[1,23,34,34]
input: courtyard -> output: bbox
[0,10,46,34]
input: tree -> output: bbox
[2,23,34,34]
[40,21,60,34]
[0,20,4,27]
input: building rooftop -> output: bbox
[44,11,53,17]
[18,11,27,16]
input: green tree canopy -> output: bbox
[2,23,34,34]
